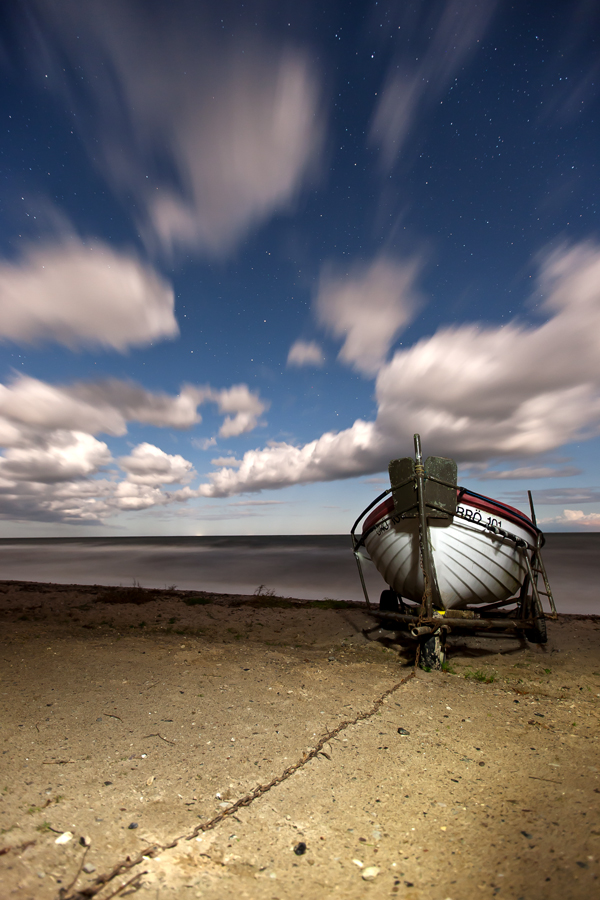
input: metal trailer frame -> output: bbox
[350,435,557,667]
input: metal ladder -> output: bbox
[528,491,558,619]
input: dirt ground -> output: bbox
[1,580,599,900]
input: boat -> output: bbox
[361,488,538,611]
[350,435,556,665]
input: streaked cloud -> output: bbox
[478,466,581,480]
[315,256,421,375]
[370,0,498,170]
[287,340,325,368]
[211,457,243,469]
[199,240,600,496]
[13,1,324,256]
[0,240,177,350]
[504,488,600,506]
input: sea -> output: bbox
[0,534,597,616]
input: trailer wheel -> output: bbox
[420,629,446,670]
[379,589,399,612]
[525,596,547,644]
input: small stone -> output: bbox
[362,866,380,881]
[83,863,96,874]
[397,727,410,736]
[352,859,364,868]
[55,832,73,845]
[521,831,532,839]
[79,835,91,847]
[128,822,138,830]
[478,761,485,767]
[294,842,307,856]
[104,781,113,786]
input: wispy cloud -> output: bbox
[315,256,421,376]
[287,340,325,368]
[503,488,600,506]
[199,240,600,496]
[477,466,582,480]
[0,239,177,350]
[370,0,498,170]
[12,1,324,256]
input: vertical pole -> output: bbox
[414,434,433,618]
[527,490,537,526]
[351,539,371,609]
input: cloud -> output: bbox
[370,0,498,169]
[0,432,111,483]
[211,385,269,438]
[477,466,582,480]
[192,437,217,451]
[0,375,267,445]
[503,488,600,506]
[118,443,194,486]
[199,240,600,496]
[0,373,267,522]
[0,376,204,440]
[315,257,421,375]
[287,340,325,368]
[211,457,243,469]
[539,509,600,528]
[13,1,324,256]
[0,239,177,350]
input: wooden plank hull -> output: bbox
[364,497,534,610]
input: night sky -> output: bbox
[1,0,599,535]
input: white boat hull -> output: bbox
[364,499,534,610]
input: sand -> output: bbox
[0,580,599,899]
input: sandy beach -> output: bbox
[1,580,599,899]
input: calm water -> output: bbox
[0,533,597,615]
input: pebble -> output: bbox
[362,866,380,881]
[294,842,307,856]
[397,727,410,736]
[128,822,139,829]
[55,832,73,845]
[83,863,96,874]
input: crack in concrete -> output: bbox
[58,667,416,899]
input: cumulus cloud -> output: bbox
[539,509,600,528]
[12,1,324,256]
[0,239,177,350]
[0,432,111,484]
[287,340,325,368]
[0,373,267,522]
[315,256,421,375]
[211,385,269,438]
[199,241,600,496]
[370,0,498,169]
[118,443,194,486]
